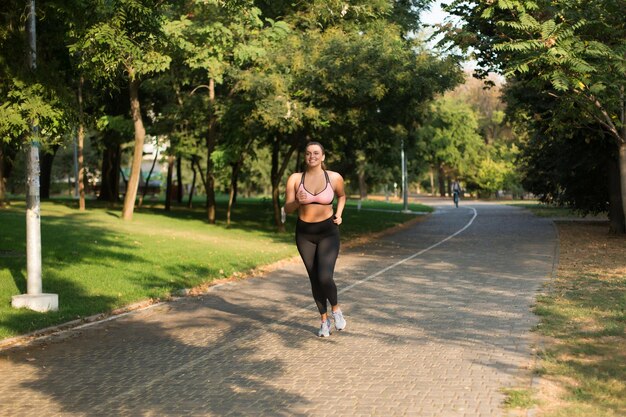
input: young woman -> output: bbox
[284,142,347,337]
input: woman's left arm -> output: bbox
[332,172,346,225]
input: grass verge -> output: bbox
[504,203,625,416]
[509,202,608,219]
[530,221,626,417]
[0,197,431,340]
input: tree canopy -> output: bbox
[440,0,626,232]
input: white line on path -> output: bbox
[92,206,478,411]
[338,206,478,295]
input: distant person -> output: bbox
[283,142,347,337]
[452,180,462,208]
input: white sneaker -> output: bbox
[332,309,346,331]
[318,318,331,337]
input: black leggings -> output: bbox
[295,216,340,315]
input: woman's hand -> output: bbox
[333,215,342,225]
[296,188,307,203]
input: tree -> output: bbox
[520,126,618,215]
[438,74,524,197]
[164,1,289,223]
[505,77,625,232]
[94,111,132,203]
[300,22,462,200]
[0,1,73,204]
[416,97,484,196]
[71,0,171,221]
[232,26,317,231]
[442,0,626,231]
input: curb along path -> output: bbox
[0,203,557,416]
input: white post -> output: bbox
[12,0,58,312]
[26,144,42,295]
[401,139,410,213]
[73,131,79,198]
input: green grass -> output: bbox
[0,197,431,340]
[532,272,626,415]
[502,388,537,409]
[508,202,607,219]
[344,198,430,212]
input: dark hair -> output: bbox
[306,141,325,154]
[305,141,326,170]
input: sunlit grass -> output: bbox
[502,388,536,409]
[529,223,626,417]
[0,197,430,339]
[508,202,607,219]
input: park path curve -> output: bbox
[0,201,557,416]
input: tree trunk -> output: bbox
[437,164,446,197]
[0,145,6,208]
[122,77,147,221]
[2,143,16,198]
[356,150,367,200]
[227,159,242,226]
[120,167,128,189]
[98,140,121,203]
[205,78,217,224]
[619,141,626,232]
[429,168,435,196]
[139,143,159,207]
[608,152,626,234]
[176,156,183,203]
[358,170,367,200]
[165,154,174,211]
[271,136,298,232]
[619,86,626,232]
[227,138,256,224]
[271,138,282,232]
[188,157,197,208]
[193,157,207,195]
[77,75,86,211]
[39,145,58,199]
[294,148,301,173]
[77,124,86,210]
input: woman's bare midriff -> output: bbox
[298,204,334,223]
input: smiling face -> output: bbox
[305,144,325,168]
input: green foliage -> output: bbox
[96,115,134,140]
[1,0,464,217]
[502,74,618,217]
[70,0,171,82]
[0,80,70,146]
[475,156,508,194]
[417,97,485,180]
[296,25,463,193]
[0,1,77,148]
[441,0,626,228]
[519,122,614,215]
[442,0,625,140]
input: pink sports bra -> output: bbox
[298,170,335,205]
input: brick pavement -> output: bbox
[0,202,557,416]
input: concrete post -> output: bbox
[12,0,58,313]
[401,140,410,213]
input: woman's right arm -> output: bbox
[284,173,300,214]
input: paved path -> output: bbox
[0,202,557,416]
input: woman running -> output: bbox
[284,142,347,337]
